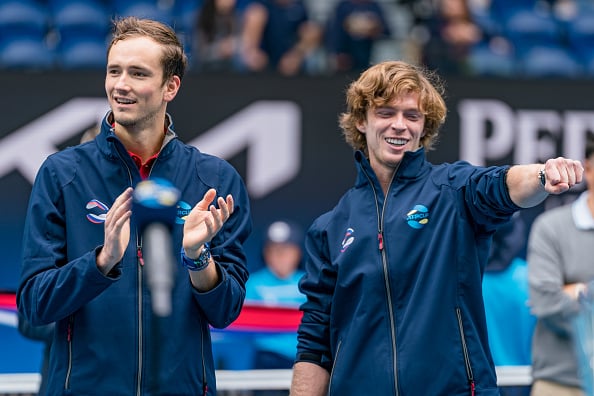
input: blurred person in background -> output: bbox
[194,0,246,72]
[80,123,100,143]
[325,0,392,73]
[483,212,535,396]
[419,0,483,75]
[239,0,324,76]
[246,220,305,366]
[527,134,594,396]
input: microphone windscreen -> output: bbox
[132,178,181,232]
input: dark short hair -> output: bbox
[108,16,187,83]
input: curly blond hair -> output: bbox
[339,61,447,155]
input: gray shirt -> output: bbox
[528,191,594,387]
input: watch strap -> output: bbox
[181,243,211,272]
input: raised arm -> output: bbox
[506,157,583,208]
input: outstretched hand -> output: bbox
[542,157,584,194]
[182,189,234,258]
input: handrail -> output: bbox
[0,366,532,393]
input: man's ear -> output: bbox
[356,121,366,134]
[164,75,181,102]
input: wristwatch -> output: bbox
[538,168,546,187]
[181,243,211,272]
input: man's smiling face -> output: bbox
[105,36,170,130]
[357,91,425,176]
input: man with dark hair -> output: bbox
[17,17,252,395]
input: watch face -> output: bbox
[195,246,211,266]
[539,169,546,186]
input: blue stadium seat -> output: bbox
[566,9,594,72]
[48,0,110,37]
[583,55,594,77]
[468,41,516,77]
[519,44,583,77]
[0,0,53,70]
[0,36,55,70]
[111,0,175,26]
[503,8,562,57]
[47,0,110,69]
[469,2,503,38]
[0,0,49,38]
[57,36,108,70]
[489,0,539,20]
[172,0,202,34]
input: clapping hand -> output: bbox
[182,189,234,258]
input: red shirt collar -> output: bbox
[128,151,158,180]
[110,122,163,179]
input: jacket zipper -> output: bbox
[363,165,400,395]
[379,232,399,395]
[115,134,174,395]
[113,143,145,396]
[201,326,208,395]
[136,242,144,396]
[379,172,399,396]
[135,146,159,396]
[328,340,342,395]
[64,315,74,390]
[456,308,475,396]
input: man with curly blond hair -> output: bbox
[291,60,584,396]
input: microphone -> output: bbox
[132,178,181,317]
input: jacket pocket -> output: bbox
[456,307,476,396]
[64,315,74,391]
[328,339,343,396]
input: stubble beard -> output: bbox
[113,108,160,130]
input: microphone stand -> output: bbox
[144,223,175,395]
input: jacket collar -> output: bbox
[354,147,429,188]
[573,191,594,230]
[96,111,178,161]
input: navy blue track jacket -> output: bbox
[17,112,252,395]
[296,149,519,395]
